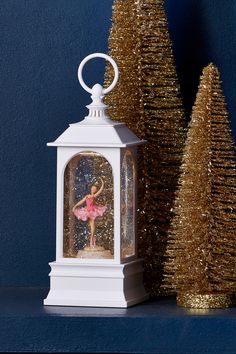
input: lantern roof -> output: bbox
[47,119,143,148]
[48,53,145,148]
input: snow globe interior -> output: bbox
[63,151,114,259]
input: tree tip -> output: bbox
[203,63,219,75]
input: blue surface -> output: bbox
[0,288,236,353]
[0,0,236,288]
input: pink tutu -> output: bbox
[73,196,106,221]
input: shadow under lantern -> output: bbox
[44,53,148,307]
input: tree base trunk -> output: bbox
[177,292,235,309]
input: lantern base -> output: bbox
[44,259,148,308]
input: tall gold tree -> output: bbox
[164,64,236,308]
[104,0,186,296]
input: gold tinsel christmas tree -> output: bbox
[104,0,186,296]
[164,63,236,308]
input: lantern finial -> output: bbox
[77,53,119,120]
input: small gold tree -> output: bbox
[164,64,236,308]
[104,0,186,296]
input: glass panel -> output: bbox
[121,149,136,259]
[63,151,114,259]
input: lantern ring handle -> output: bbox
[78,53,119,95]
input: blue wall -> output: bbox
[0,0,235,286]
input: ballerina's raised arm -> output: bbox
[94,178,104,198]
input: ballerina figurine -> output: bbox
[72,178,106,248]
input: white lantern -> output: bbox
[44,53,148,307]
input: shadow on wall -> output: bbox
[166,0,236,139]
[166,0,211,118]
